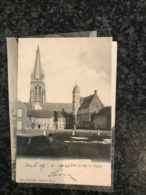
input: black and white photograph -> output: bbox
[1,1,145,195]
[7,31,98,181]
[15,37,116,188]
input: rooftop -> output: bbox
[94,106,111,118]
[79,95,94,109]
[24,102,72,113]
[27,110,64,118]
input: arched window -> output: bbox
[35,86,37,96]
[39,86,41,95]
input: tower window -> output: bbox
[35,86,37,95]
[39,86,41,95]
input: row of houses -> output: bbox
[17,101,73,130]
[17,100,111,131]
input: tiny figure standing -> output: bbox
[48,133,54,143]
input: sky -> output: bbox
[18,37,112,106]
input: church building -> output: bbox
[29,46,46,105]
[17,46,72,131]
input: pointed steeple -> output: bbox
[30,46,46,104]
[73,84,80,93]
[33,46,43,79]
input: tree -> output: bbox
[53,111,58,134]
[72,115,76,129]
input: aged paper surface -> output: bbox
[7,35,117,190]
[15,37,116,190]
[7,38,18,181]
[16,159,111,186]
[7,31,97,181]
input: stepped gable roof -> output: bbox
[27,110,64,118]
[79,95,94,109]
[95,106,111,118]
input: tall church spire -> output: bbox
[33,45,43,79]
[30,46,46,105]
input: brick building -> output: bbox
[77,90,103,129]
[93,106,111,130]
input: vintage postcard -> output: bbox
[7,31,97,181]
[15,37,117,191]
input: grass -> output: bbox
[17,131,111,161]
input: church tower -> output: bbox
[72,84,80,118]
[30,46,46,104]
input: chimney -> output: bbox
[94,90,97,95]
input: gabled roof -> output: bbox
[24,102,72,113]
[79,95,94,109]
[27,110,64,118]
[28,110,53,118]
[95,106,111,118]
[41,103,72,113]
[80,97,84,105]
